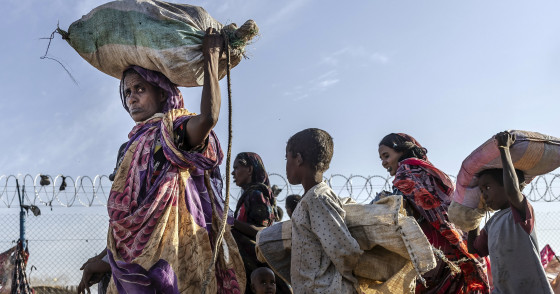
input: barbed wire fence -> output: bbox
[3,173,560,208]
[1,173,559,292]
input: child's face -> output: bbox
[478,174,509,210]
[251,271,276,294]
[285,150,301,185]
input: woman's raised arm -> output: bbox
[186,27,224,148]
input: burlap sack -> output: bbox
[450,130,560,231]
[255,220,292,284]
[256,195,436,294]
[60,0,258,87]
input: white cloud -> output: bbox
[370,52,389,64]
[320,46,389,67]
[321,56,339,67]
[309,70,339,90]
[318,79,339,88]
[283,70,340,101]
[310,70,337,83]
[294,94,309,101]
[282,47,387,100]
[263,0,310,27]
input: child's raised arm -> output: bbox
[495,131,525,212]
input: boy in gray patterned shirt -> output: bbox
[285,128,362,293]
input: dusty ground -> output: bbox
[33,286,77,294]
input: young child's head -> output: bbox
[285,194,302,218]
[276,206,284,221]
[250,267,276,294]
[285,128,334,185]
[477,168,525,210]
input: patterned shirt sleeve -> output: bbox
[308,196,361,281]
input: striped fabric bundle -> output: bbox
[449,130,560,231]
[60,0,258,86]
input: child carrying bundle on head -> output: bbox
[285,128,363,293]
[467,131,554,294]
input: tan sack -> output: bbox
[256,195,436,294]
[60,0,258,87]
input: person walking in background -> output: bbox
[284,194,301,219]
[377,133,490,293]
[276,206,284,221]
[232,152,291,293]
[467,131,554,294]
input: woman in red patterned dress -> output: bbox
[377,133,490,294]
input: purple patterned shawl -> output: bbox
[106,66,243,293]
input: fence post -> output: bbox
[16,179,26,250]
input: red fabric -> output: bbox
[473,229,489,257]
[395,160,490,293]
[511,198,534,235]
[540,244,557,268]
[235,190,273,227]
[237,205,247,222]
[399,158,455,193]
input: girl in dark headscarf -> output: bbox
[378,133,490,294]
[231,152,291,293]
[232,152,276,227]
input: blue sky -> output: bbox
[2,0,560,183]
[1,2,560,280]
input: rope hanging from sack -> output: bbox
[40,26,78,85]
[201,29,233,294]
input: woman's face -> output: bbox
[124,72,166,122]
[232,159,252,188]
[378,145,403,176]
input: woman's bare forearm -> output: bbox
[186,28,222,147]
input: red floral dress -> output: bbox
[393,158,490,294]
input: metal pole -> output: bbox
[16,179,26,250]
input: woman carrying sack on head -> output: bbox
[377,133,490,294]
[77,28,246,294]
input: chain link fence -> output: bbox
[1,173,559,291]
[0,208,108,293]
